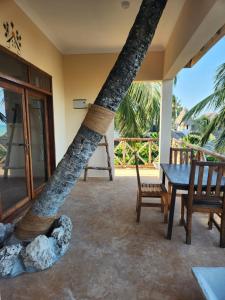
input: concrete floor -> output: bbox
[1,176,225,300]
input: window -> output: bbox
[0,47,52,93]
[0,49,28,82]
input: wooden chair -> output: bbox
[135,152,169,224]
[180,160,225,247]
[169,147,194,164]
[168,147,195,207]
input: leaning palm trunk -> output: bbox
[15,0,167,240]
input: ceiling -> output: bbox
[15,0,186,54]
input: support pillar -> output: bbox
[159,80,173,166]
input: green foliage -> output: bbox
[183,133,201,145]
[205,156,218,162]
[115,82,161,137]
[149,132,159,139]
[182,62,225,152]
[182,133,218,162]
[114,141,159,166]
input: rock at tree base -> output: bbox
[0,215,72,278]
[0,223,14,244]
[0,244,23,277]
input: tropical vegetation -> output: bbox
[115,82,161,137]
[114,81,184,165]
[115,81,183,137]
[114,140,159,166]
[183,62,225,152]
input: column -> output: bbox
[159,79,173,165]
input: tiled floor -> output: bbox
[1,176,225,300]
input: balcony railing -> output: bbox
[114,137,225,168]
[172,138,225,162]
[114,137,159,168]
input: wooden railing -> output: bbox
[172,138,225,162]
[114,137,159,168]
[114,137,225,168]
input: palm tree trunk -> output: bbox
[15,0,167,240]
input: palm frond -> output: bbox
[181,62,225,151]
[215,129,225,152]
[115,81,161,137]
[182,93,216,122]
[200,115,220,146]
[214,62,225,91]
[115,91,140,137]
[200,108,225,146]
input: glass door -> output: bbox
[0,81,30,212]
[27,91,50,197]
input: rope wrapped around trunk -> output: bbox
[83,104,115,135]
[15,211,56,241]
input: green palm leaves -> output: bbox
[183,62,225,152]
[115,82,161,137]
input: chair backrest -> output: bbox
[187,160,225,207]
[170,147,194,164]
[134,152,142,193]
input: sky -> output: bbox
[173,36,225,110]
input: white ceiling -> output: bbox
[15,0,186,54]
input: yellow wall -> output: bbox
[0,0,67,163]
[63,51,164,145]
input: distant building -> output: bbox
[171,130,185,141]
[175,108,192,134]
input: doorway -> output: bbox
[0,80,53,217]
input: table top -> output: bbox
[192,267,225,300]
[160,163,225,188]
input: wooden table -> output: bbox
[160,163,225,240]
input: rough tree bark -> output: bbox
[15,0,167,239]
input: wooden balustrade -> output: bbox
[114,136,225,168]
[114,137,159,168]
[114,137,225,168]
[172,138,225,162]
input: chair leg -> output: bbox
[136,193,142,223]
[163,195,168,224]
[168,182,172,209]
[220,211,225,248]
[84,167,88,181]
[208,212,213,230]
[160,198,164,213]
[186,209,192,245]
[136,192,139,213]
[179,196,185,226]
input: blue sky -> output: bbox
[173,36,225,110]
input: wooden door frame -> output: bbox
[0,79,32,219]
[0,76,56,220]
[26,90,51,198]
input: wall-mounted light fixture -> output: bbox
[121,0,130,9]
[73,99,88,109]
